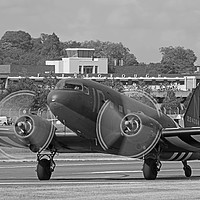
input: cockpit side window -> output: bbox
[83,85,89,95]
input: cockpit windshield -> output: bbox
[55,80,89,94]
[64,83,83,90]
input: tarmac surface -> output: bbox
[1,151,200,199]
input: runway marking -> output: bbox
[91,169,193,174]
[0,161,142,169]
[0,157,137,162]
[0,181,145,186]
[0,165,35,169]
[91,170,142,174]
[0,160,199,169]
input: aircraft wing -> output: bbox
[0,119,98,154]
[0,126,27,148]
[0,114,56,153]
[162,127,200,151]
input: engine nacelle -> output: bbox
[14,114,56,153]
[96,101,162,158]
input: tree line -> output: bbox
[0,30,197,74]
[0,31,138,73]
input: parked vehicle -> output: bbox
[0,116,12,125]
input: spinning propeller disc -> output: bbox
[96,99,162,158]
[124,89,161,116]
[0,90,55,160]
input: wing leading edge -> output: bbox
[0,126,27,148]
[162,127,200,152]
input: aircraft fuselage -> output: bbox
[47,79,187,157]
[48,79,177,138]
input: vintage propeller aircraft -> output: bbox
[0,78,200,180]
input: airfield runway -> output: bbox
[0,153,200,200]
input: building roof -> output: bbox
[8,65,55,77]
[65,48,95,51]
[114,65,147,77]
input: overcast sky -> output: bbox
[0,0,200,64]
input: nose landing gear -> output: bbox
[36,151,56,180]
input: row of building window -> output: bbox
[79,66,98,74]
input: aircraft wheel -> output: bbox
[183,165,192,177]
[37,158,52,180]
[143,159,158,180]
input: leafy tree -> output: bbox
[161,90,183,114]
[102,78,113,88]
[0,30,32,51]
[62,40,81,48]
[81,40,138,73]
[0,44,24,65]
[5,78,38,94]
[0,48,3,64]
[18,52,42,65]
[31,38,42,53]
[0,31,33,65]
[0,30,139,68]
[102,79,124,92]
[40,33,49,43]
[147,63,163,76]
[160,46,197,74]
[40,33,62,59]
[124,53,138,66]
[112,80,124,92]
[30,74,58,111]
[3,76,59,110]
[183,90,193,110]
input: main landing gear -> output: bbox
[36,151,56,180]
[182,161,192,178]
[142,158,162,180]
[142,159,192,180]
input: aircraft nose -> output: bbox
[47,90,82,120]
[47,90,66,106]
[47,90,70,118]
[47,90,79,108]
[47,91,58,105]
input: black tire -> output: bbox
[143,159,158,180]
[184,165,192,177]
[37,159,52,180]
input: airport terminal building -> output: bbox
[0,47,199,94]
[46,48,108,74]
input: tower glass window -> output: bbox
[79,66,82,74]
[95,66,98,74]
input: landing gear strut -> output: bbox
[143,158,161,180]
[36,151,56,180]
[182,161,192,178]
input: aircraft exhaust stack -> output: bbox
[14,115,56,152]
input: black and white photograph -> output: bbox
[0,0,200,199]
